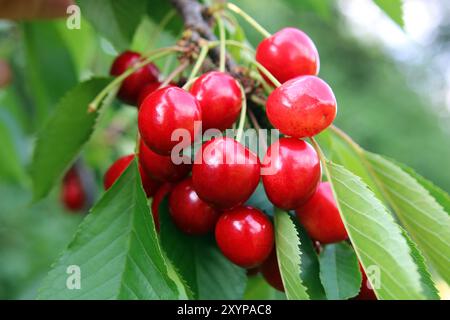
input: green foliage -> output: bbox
[160,199,247,300]
[318,242,361,300]
[373,0,404,27]
[31,78,110,201]
[77,0,146,50]
[274,209,309,300]
[326,162,425,299]
[38,160,179,299]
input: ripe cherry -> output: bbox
[137,82,162,107]
[138,86,202,155]
[169,177,219,235]
[356,263,377,300]
[262,138,321,210]
[215,206,274,268]
[266,75,337,138]
[61,168,85,211]
[295,181,348,244]
[110,51,160,105]
[151,183,174,232]
[256,27,319,84]
[190,71,242,131]
[192,137,261,209]
[261,249,284,292]
[139,140,191,182]
[103,154,160,198]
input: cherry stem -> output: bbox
[226,3,271,39]
[185,44,209,85]
[236,83,247,143]
[161,59,189,87]
[251,59,281,87]
[215,13,227,72]
[88,47,179,113]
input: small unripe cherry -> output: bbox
[262,138,321,210]
[138,86,202,155]
[256,27,319,84]
[261,249,284,292]
[151,183,174,232]
[103,154,160,198]
[266,75,337,138]
[356,263,377,300]
[215,206,274,268]
[169,177,219,235]
[192,137,261,209]
[110,51,159,105]
[295,182,348,244]
[190,71,242,131]
[139,140,191,182]
[61,168,85,212]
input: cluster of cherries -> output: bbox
[61,27,375,299]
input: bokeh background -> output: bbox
[0,0,449,299]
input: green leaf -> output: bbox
[282,0,332,20]
[326,162,425,299]
[397,162,450,216]
[146,0,182,36]
[31,78,110,201]
[295,223,326,299]
[38,160,178,299]
[244,275,286,300]
[373,0,404,27]
[246,183,274,216]
[22,21,78,126]
[365,153,450,284]
[77,0,146,50]
[318,242,361,300]
[401,229,440,300]
[160,199,247,300]
[274,209,309,300]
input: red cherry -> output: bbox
[103,154,160,197]
[137,82,162,107]
[190,71,242,131]
[192,137,260,209]
[261,250,284,292]
[139,140,191,182]
[262,138,321,210]
[355,263,377,300]
[266,75,337,138]
[151,183,174,232]
[138,86,202,155]
[169,177,220,235]
[215,206,274,268]
[61,168,85,211]
[256,27,319,84]
[295,182,348,244]
[110,51,159,105]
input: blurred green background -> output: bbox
[0,0,449,299]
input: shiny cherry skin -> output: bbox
[192,137,261,209]
[266,75,337,138]
[295,182,348,244]
[169,177,220,235]
[103,154,160,198]
[138,86,202,155]
[256,27,319,84]
[262,138,321,210]
[215,206,274,268]
[151,183,174,232]
[61,168,85,211]
[110,51,160,105]
[137,82,161,107]
[190,71,242,131]
[139,140,191,182]
[355,263,377,300]
[261,249,284,292]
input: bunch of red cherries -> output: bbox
[62,27,374,299]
